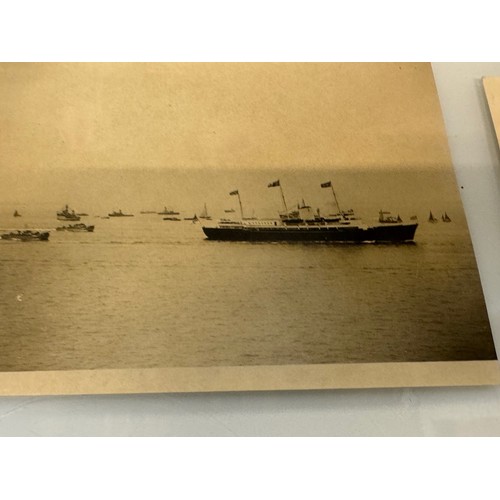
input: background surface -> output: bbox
[1,62,500,436]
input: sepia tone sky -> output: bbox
[0,63,451,172]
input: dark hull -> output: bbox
[1,231,50,241]
[57,215,81,221]
[56,226,95,232]
[202,223,418,243]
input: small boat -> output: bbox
[158,206,180,215]
[76,213,89,217]
[13,210,21,217]
[140,210,157,214]
[428,211,439,223]
[410,215,418,221]
[224,208,236,213]
[56,223,95,232]
[108,210,134,217]
[442,212,452,222]
[163,217,181,221]
[57,205,81,221]
[199,203,212,220]
[1,230,50,241]
[184,214,199,222]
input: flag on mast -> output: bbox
[321,181,332,188]
[268,180,280,188]
[229,190,239,196]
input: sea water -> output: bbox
[0,168,496,371]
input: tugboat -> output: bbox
[56,223,95,232]
[57,205,80,221]
[202,180,418,243]
[1,230,50,241]
[108,210,134,217]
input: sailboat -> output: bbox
[441,212,451,222]
[199,203,212,220]
[428,211,438,223]
[13,210,21,217]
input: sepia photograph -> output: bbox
[0,62,497,393]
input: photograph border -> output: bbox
[1,360,499,395]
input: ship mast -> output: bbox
[229,190,244,219]
[268,179,288,214]
[321,181,341,214]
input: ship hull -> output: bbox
[202,223,418,243]
[57,215,80,221]
[1,231,50,241]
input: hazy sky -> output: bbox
[0,63,451,172]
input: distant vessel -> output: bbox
[56,223,95,232]
[442,212,452,222]
[57,205,81,221]
[184,214,199,222]
[199,203,212,220]
[428,211,439,223]
[13,210,21,217]
[1,230,50,241]
[77,213,89,217]
[140,210,157,214]
[158,207,180,215]
[163,217,181,221]
[224,208,236,213]
[202,180,418,243]
[108,210,134,217]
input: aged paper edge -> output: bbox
[0,360,499,396]
[483,76,500,145]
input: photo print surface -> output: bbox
[0,63,496,392]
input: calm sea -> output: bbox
[0,169,496,371]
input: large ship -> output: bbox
[202,180,418,243]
